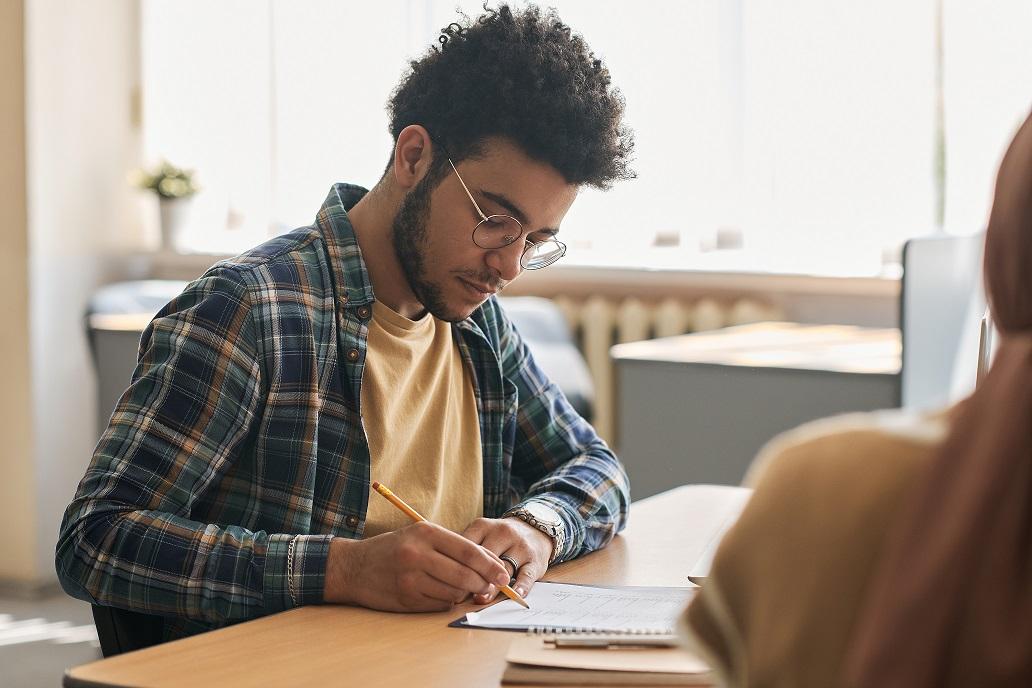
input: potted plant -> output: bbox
[131,160,199,250]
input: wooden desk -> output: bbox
[65,485,750,688]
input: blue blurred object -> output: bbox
[497,296,594,423]
[900,233,986,410]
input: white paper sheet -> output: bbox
[463,582,695,632]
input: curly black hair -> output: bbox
[387,3,634,190]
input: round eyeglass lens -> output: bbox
[472,215,524,249]
[521,240,567,270]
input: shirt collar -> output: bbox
[316,183,376,307]
[315,182,488,338]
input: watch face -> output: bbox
[524,502,561,528]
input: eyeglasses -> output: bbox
[447,158,567,270]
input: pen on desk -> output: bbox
[546,636,681,649]
[371,481,531,610]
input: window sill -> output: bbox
[141,246,899,297]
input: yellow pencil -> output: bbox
[371,481,530,609]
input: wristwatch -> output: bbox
[504,502,565,564]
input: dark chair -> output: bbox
[499,296,595,422]
[91,604,166,657]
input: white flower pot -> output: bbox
[158,196,192,251]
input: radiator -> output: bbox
[552,296,783,444]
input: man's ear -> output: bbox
[391,125,434,191]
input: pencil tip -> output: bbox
[372,481,380,490]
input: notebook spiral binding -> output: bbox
[527,626,677,636]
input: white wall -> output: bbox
[25,0,145,582]
[740,1,938,270]
[0,0,39,586]
[942,0,1032,234]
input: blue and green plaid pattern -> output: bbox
[56,184,629,639]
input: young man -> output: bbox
[57,4,633,640]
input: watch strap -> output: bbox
[504,504,565,564]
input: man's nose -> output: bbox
[485,238,525,282]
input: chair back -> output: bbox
[499,296,595,421]
[92,604,166,657]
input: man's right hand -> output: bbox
[322,521,511,612]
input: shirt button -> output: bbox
[345,515,359,528]
[356,306,371,320]
[346,348,360,363]
[341,291,348,304]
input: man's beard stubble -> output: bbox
[391,175,505,322]
[390,176,458,322]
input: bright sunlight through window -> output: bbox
[141,0,1032,277]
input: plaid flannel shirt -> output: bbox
[56,183,629,639]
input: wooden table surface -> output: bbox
[65,484,750,688]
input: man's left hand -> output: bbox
[461,517,553,604]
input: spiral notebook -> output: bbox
[451,582,695,633]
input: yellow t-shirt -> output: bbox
[361,300,484,537]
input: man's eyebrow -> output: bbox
[480,190,559,236]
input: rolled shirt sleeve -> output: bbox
[496,302,630,564]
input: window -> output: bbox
[141,0,1032,276]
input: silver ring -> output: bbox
[499,554,520,580]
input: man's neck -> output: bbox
[346,184,427,320]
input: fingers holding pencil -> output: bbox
[462,517,551,604]
[405,523,510,591]
[325,520,512,612]
[429,526,528,608]
[363,482,528,610]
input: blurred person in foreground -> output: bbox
[681,110,1032,687]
